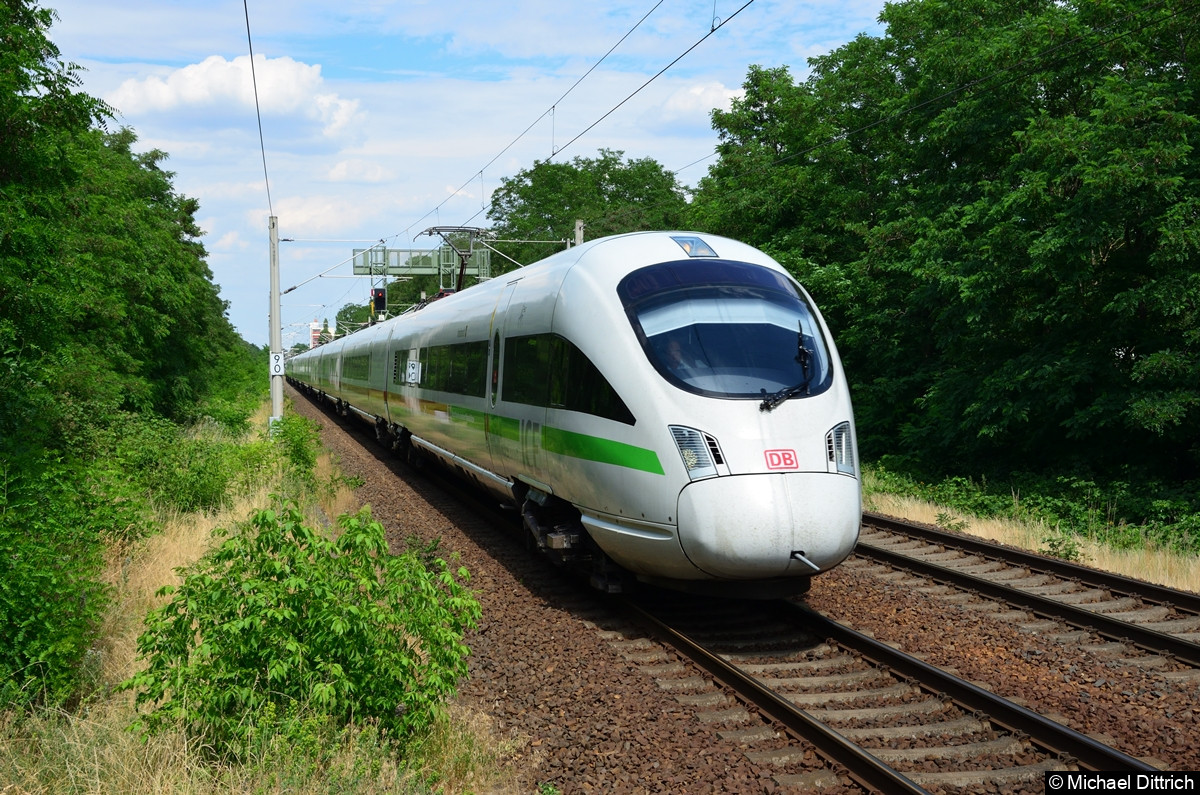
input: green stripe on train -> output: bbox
[541,427,664,475]
[401,397,663,475]
[486,414,520,441]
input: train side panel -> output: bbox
[384,286,500,479]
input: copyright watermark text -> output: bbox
[1046,773,1198,793]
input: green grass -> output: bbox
[865,463,1200,556]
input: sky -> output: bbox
[47,0,887,349]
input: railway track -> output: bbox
[384,459,1197,791]
[289,389,1194,788]
[616,591,1155,793]
[383,448,1169,791]
[855,512,1200,672]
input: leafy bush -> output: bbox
[1042,530,1085,563]
[273,413,321,473]
[0,456,112,706]
[229,436,280,494]
[147,435,236,513]
[91,412,243,514]
[122,502,480,757]
[935,512,968,533]
[190,341,268,434]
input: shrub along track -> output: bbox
[290,387,1198,791]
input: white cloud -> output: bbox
[274,193,388,237]
[212,231,244,251]
[643,80,742,130]
[445,184,478,200]
[107,54,361,137]
[196,179,270,202]
[327,159,393,183]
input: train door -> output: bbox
[485,280,521,473]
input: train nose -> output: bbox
[676,473,861,579]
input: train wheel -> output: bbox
[374,419,391,447]
[406,444,426,472]
[589,553,628,594]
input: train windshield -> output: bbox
[617,259,833,399]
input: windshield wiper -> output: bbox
[760,382,810,411]
[759,324,813,412]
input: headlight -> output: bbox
[669,425,725,480]
[825,421,855,476]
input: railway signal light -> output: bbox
[371,287,386,316]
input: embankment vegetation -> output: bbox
[2,0,270,708]
[2,405,516,792]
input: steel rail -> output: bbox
[620,599,932,795]
[779,601,1158,774]
[855,531,1200,668]
[863,511,1200,614]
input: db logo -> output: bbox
[764,449,799,470]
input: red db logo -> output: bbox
[765,449,798,470]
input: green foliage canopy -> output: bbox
[689,0,1200,480]
[1,0,265,705]
[336,301,372,337]
[487,148,689,269]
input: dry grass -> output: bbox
[0,696,216,795]
[96,485,283,689]
[865,492,1200,594]
[0,692,524,795]
[399,703,530,795]
[314,447,361,523]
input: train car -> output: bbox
[287,231,860,597]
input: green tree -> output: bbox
[1,0,111,449]
[56,127,244,424]
[1,0,121,706]
[1,0,267,705]
[691,0,1200,479]
[386,273,441,307]
[487,148,688,270]
[335,301,370,337]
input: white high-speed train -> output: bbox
[287,231,860,596]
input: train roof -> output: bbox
[289,231,784,360]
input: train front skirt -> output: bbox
[676,472,861,578]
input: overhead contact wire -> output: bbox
[243,0,273,216]
[387,0,669,240]
[552,0,755,159]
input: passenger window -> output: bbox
[422,340,488,397]
[503,333,634,425]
